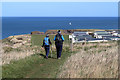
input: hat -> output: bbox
[46,34,49,37]
[58,30,61,34]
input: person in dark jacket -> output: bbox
[42,34,52,59]
[54,30,64,59]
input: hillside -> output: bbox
[1,34,40,65]
[57,41,118,78]
[1,34,119,78]
[2,34,71,78]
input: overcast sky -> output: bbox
[1,1,119,17]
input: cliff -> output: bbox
[31,31,44,35]
[30,29,106,35]
[45,29,105,35]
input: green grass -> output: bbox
[2,34,73,78]
[3,35,118,78]
[31,34,69,46]
[2,47,73,78]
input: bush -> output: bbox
[3,47,22,53]
[84,47,89,51]
[3,47,13,53]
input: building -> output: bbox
[69,31,120,43]
[69,31,108,43]
[94,31,112,38]
[94,31,120,40]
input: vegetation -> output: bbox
[31,34,69,46]
[58,41,118,78]
[3,47,22,53]
[2,34,119,78]
[2,46,74,78]
[2,34,72,78]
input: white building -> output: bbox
[112,33,118,36]
[94,31,112,38]
[69,32,88,43]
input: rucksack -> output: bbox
[55,34,62,42]
[44,37,49,45]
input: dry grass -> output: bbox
[1,35,43,65]
[57,41,118,78]
[1,34,70,66]
[1,43,44,65]
[0,42,3,66]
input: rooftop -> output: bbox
[73,31,87,36]
[95,31,111,36]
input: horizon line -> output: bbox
[1,16,119,17]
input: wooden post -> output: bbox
[102,37,104,42]
[85,38,87,45]
[70,38,73,52]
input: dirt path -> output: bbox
[57,42,118,78]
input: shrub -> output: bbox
[3,47,13,53]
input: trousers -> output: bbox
[55,43,63,58]
[45,45,50,57]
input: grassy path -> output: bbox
[2,34,71,78]
[2,47,73,78]
[25,54,63,78]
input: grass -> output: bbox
[2,34,73,78]
[2,46,73,78]
[3,47,13,53]
[58,41,118,78]
[31,34,69,46]
[3,34,118,78]
[3,47,22,53]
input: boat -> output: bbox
[69,22,72,25]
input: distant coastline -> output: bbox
[2,17,118,39]
[1,29,119,40]
[31,29,119,35]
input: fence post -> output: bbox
[102,37,104,42]
[85,38,87,45]
[70,38,73,52]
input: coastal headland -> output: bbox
[1,29,119,78]
[31,29,107,35]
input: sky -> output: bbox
[1,0,120,2]
[1,2,119,17]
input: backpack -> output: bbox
[44,37,49,45]
[55,34,62,42]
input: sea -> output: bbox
[2,17,118,39]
